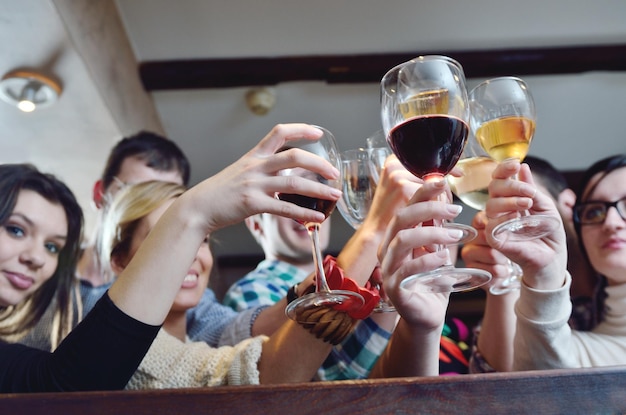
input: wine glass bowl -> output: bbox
[337,148,378,229]
[380,55,491,294]
[280,126,365,322]
[469,76,560,242]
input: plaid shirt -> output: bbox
[223,259,392,381]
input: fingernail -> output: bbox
[447,229,464,239]
[330,189,342,198]
[516,198,532,208]
[447,204,462,215]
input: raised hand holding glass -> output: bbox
[279,127,365,322]
[380,55,491,293]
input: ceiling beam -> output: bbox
[140,43,626,91]
[52,0,165,135]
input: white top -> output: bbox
[126,329,266,389]
[514,272,626,370]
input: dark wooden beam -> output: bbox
[139,43,626,91]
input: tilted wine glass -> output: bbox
[336,147,395,312]
[280,126,365,322]
[380,55,491,293]
[446,132,523,295]
[469,76,560,242]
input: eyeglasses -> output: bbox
[574,197,626,225]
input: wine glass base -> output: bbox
[444,222,477,244]
[285,290,364,323]
[489,275,522,295]
[399,266,491,294]
[373,301,396,313]
[493,215,560,242]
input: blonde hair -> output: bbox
[95,181,186,282]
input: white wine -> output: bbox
[475,116,535,162]
[399,89,449,119]
[447,156,498,210]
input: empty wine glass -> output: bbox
[380,55,491,293]
[337,148,377,228]
[279,127,365,322]
[365,129,393,181]
[469,76,560,242]
[336,147,395,312]
[447,133,523,295]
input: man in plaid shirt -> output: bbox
[223,213,393,381]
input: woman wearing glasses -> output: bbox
[483,155,626,370]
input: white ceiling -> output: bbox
[1,0,626,259]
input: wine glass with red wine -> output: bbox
[380,55,491,293]
[280,126,365,322]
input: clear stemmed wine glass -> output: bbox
[365,129,393,181]
[380,55,491,293]
[446,132,523,295]
[336,147,396,312]
[469,76,560,242]
[381,59,477,246]
[280,126,365,322]
[337,148,377,229]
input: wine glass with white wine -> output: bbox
[469,76,560,242]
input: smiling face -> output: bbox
[121,198,211,311]
[0,190,68,307]
[580,166,626,285]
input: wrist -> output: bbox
[286,283,300,304]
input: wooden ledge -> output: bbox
[1,366,624,414]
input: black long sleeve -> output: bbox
[0,292,160,393]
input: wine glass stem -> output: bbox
[507,157,530,218]
[307,223,330,293]
[424,174,454,267]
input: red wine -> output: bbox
[389,115,468,178]
[277,193,336,223]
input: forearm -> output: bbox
[369,319,442,378]
[251,299,290,337]
[476,290,519,372]
[514,273,575,370]
[258,321,332,384]
[336,222,384,286]
[109,192,207,325]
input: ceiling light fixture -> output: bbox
[0,70,62,113]
[245,87,276,115]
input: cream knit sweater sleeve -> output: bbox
[126,329,267,389]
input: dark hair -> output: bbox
[0,164,83,348]
[572,154,626,328]
[573,154,626,235]
[101,131,191,190]
[524,156,569,201]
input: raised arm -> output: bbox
[370,179,464,378]
[108,123,341,325]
